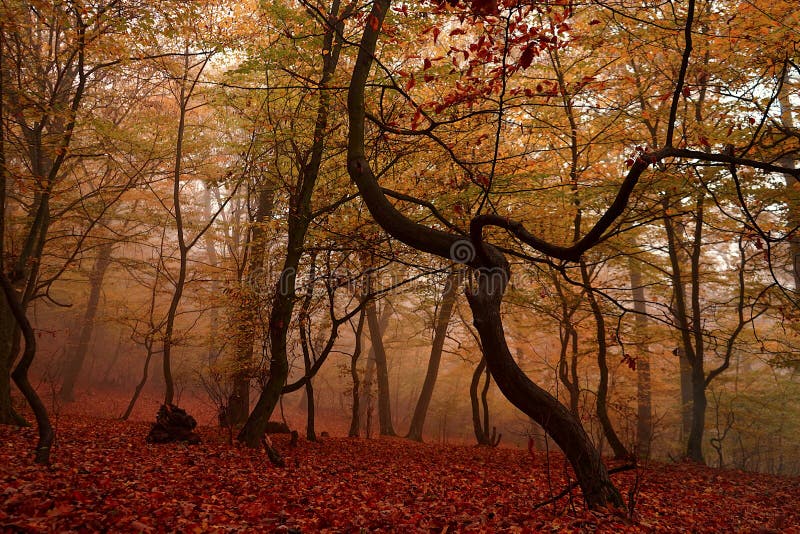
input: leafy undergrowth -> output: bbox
[1,416,798,533]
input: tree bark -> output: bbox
[663,193,706,463]
[407,269,459,441]
[628,256,652,457]
[0,272,53,463]
[230,182,276,425]
[777,67,800,290]
[580,261,629,459]
[465,258,623,507]
[365,296,395,436]
[470,357,489,444]
[59,242,113,402]
[238,0,347,447]
[348,308,366,438]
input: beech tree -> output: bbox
[346,0,800,507]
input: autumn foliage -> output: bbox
[2,409,798,532]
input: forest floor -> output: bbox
[1,397,799,532]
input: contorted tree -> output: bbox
[346,0,800,508]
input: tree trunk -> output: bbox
[0,31,24,426]
[581,261,629,459]
[470,357,489,445]
[686,362,707,462]
[348,309,366,437]
[407,269,459,441]
[359,307,389,434]
[346,0,623,508]
[628,256,652,457]
[663,193,707,463]
[230,183,276,425]
[238,0,346,447]
[203,184,220,365]
[777,68,800,290]
[121,339,156,421]
[304,376,316,442]
[0,272,53,463]
[162,50,194,406]
[551,270,582,417]
[365,297,395,436]
[0,302,25,425]
[466,259,623,507]
[59,242,113,402]
[678,347,693,441]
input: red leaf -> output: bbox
[519,44,536,69]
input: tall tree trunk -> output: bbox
[59,242,113,402]
[299,254,318,442]
[777,67,800,290]
[678,347,693,441]
[407,269,459,441]
[663,193,707,463]
[553,269,581,417]
[238,1,347,447]
[162,50,194,406]
[359,306,389,435]
[348,309,366,437]
[628,256,652,457]
[581,261,629,459]
[230,183,276,425]
[365,296,395,436]
[203,184,220,364]
[0,26,22,426]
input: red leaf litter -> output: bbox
[1,415,798,532]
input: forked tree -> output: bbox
[346,0,800,508]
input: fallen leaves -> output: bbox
[1,415,799,532]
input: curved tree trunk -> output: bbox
[346,0,628,508]
[0,36,25,425]
[121,339,156,421]
[0,272,53,463]
[580,261,629,460]
[470,357,489,445]
[407,269,459,441]
[465,259,623,507]
[0,305,26,425]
